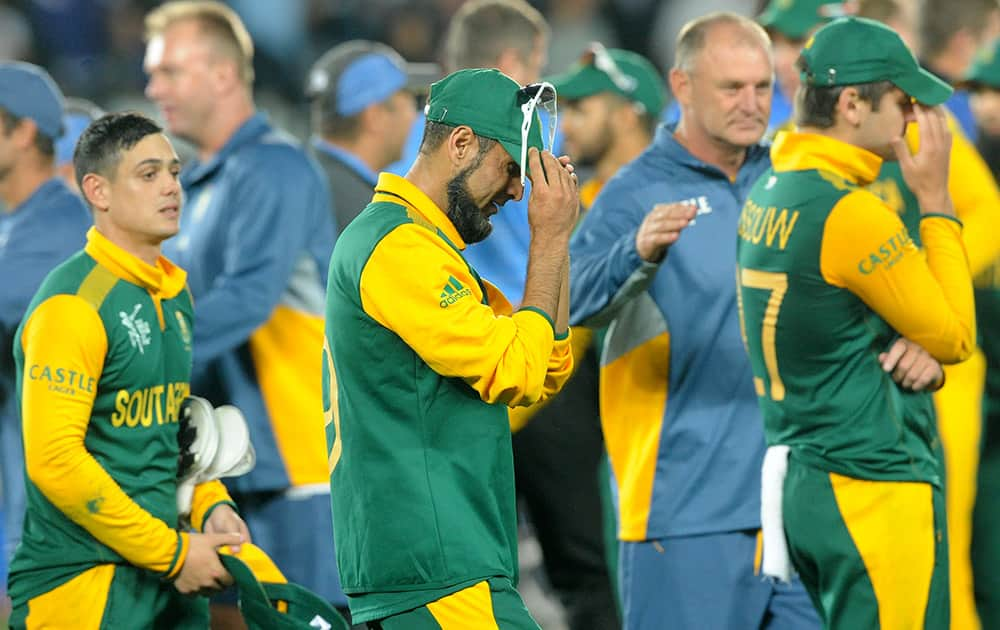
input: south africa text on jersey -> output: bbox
[111,382,191,428]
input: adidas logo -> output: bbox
[439,275,473,308]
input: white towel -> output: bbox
[761,445,793,582]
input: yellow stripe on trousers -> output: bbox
[829,473,936,630]
[426,580,500,629]
[25,564,116,628]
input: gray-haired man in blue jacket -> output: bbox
[569,12,819,630]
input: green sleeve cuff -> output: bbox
[554,329,570,341]
[199,500,240,533]
[920,213,963,228]
[162,531,185,580]
[518,306,556,333]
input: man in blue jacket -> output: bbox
[0,62,91,589]
[569,13,819,629]
[142,1,344,625]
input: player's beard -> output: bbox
[446,164,493,245]
[571,121,615,169]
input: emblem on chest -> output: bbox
[120,304,152,353]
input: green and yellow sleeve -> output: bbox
[20,294,187,578]
[190,480,237,532]
[820,191,976,363]
[904,117,1000,276]
[507,325,588,432]
[360,224,573,407]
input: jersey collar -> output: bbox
[770,131,883,186]
[84,227,187,299]
[371,172,466,249]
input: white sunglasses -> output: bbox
[582,42,642,110]
[518,81,558,185]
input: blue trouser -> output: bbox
[619,530,820,630]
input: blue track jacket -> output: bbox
[569,124,770,540]
[164,113,336,493]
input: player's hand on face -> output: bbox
[635,202,698,262]
[203,503,251,553]
[892,103,953,212]
[526,147,580,238]
[174,532,241,595]
[879,337,944,391]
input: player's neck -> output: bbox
[196,96,256,162]
[96,223,163,267]
[404,157,449,218]
[673,120,746,181]
[0,159,53,212]
[323,134,384,175]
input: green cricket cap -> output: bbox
[220,554,348,630]
[799,17,953,105]
[424,68,544,171]
[962,39,1000,89]
[547,47,665,116]
[758,0,853,40]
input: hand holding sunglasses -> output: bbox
[524,147,579,239]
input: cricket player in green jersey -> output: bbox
[324,68,578,627]
[6,112,247,629]
[736,17,976,629]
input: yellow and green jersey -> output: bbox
[323,173,573,623]
[980,261,1000,421]
[7,228,231,607]
[736,132,976,483]
[870,113,1000,275]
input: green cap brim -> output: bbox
[497,117,543,179]
[547,66,609,101]
[962,65,1000,89]
[499,139,523,167]
[499,138,543,178]
[895,68,954,106]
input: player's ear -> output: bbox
[81,173,111,213]
[837,86,866,127]
[669,68,693,109]
[448,125,477,168]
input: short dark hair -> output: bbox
[0,106,56,159]
[417,120,498,157]
[443,0,548,72]
[74,112,163,195]
[794,51,896,129]
[315,107,363,142]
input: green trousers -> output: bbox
[783,456,949,630]
[10,563,207,629]
[369,578,538,630]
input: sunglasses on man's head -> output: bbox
[581,42,639,101]
[517,82,558,185]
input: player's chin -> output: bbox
[727,123,767,146]
[155,222,181,241]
